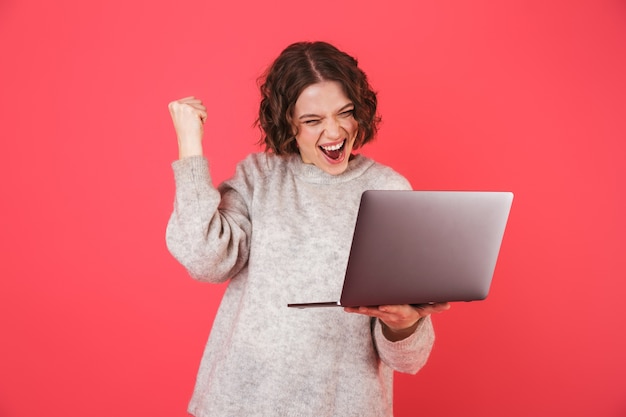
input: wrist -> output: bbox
[380,318,422,342]
[178,142,204,159]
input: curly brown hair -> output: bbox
[256,41,380,155]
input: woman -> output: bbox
[167,41,449,417]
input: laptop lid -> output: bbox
[288,190,513,308]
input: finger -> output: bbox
[182,102,206,111]
[177,96,203,104]
[169,102,207,123]
[381,304,427,319]
[378,305,405,314]
[169,102,205,113]
[431,302,451,312]
[168,98,205,114]
[180,102,207,116]
[347,305,411,317]
[194,106,208,121]
[419,302,449,310]
[361,308,409,325]
[344,306,373,314]
[169,97,193,109]
[344,306,383,319]
[413,303,450,316]
[188,105,208,124]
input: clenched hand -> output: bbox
[168,96,208,159]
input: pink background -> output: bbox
[1,0,625,416]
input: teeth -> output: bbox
[321,141,344,151]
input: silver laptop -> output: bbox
[288,190,513,308]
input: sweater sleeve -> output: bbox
[165,156,252,283]
[372,315,435,374]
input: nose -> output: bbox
[324,117,342,140]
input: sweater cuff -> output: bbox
[374,316,435,374]
[375,316,431,347]
[172,155,211,185]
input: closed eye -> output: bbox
[339,109,354,117]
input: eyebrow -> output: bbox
[297,103,354,120]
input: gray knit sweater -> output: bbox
[166,152,435,417]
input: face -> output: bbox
[292,81,359,175]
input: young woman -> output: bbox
[166,41,449,417]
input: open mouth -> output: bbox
[319,140,346,161]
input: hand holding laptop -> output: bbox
[344,303,451,341]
